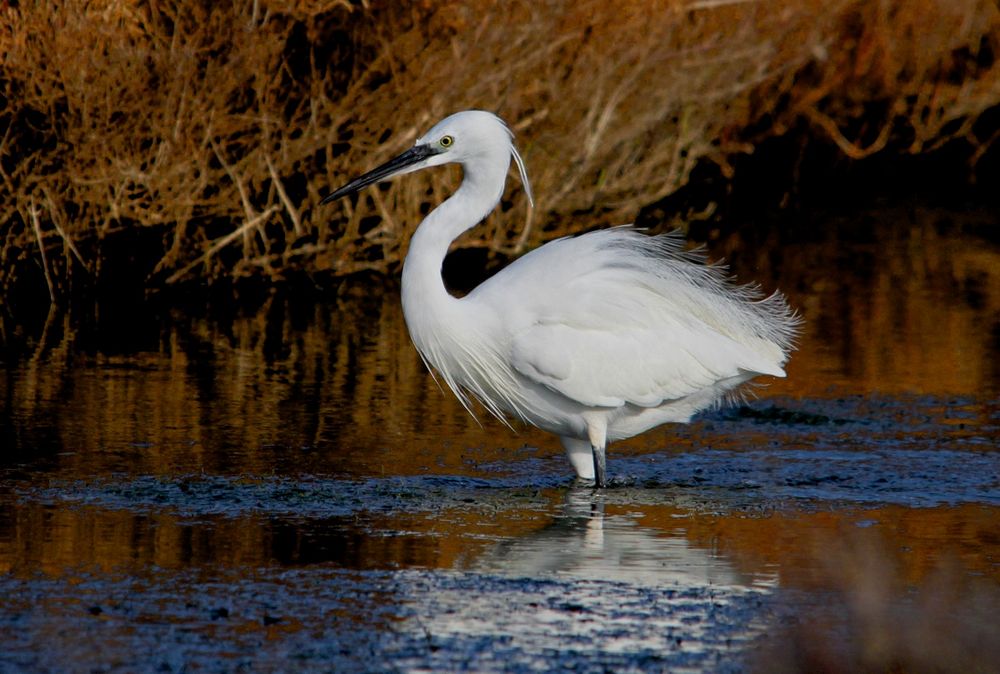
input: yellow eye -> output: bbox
[440,135,454,148]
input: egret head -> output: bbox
[322,110,532,205]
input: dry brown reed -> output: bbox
[1,0,998,300]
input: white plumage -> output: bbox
[324,110,800,487]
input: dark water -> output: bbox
[1,205,999,673]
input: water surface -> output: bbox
[1,204,998,672]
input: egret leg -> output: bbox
[591,444,607,489]
[584,417,610,489]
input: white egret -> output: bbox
[323,110,800,487]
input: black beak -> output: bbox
[321,144,438,204]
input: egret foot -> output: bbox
[592,444,607,488]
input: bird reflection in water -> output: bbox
[470,488,766,590]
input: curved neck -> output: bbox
[401,159,508,318]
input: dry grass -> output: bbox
[1,0,998,300]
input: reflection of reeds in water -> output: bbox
[7,206,1000,479]
[7,284,515,478]
[635,502,1000,587]
[0,502,503,577]
[639,500,1000,674]
[724,205,1000,397]
[749,520,1000,673]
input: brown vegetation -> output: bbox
[1,0,998,301]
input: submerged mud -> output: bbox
[0,567,773,674]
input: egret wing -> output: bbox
[473,228,794,409]
[509,284,775,409]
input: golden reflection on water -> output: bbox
[2,482,997,651]
[7,207,999,476]
[1,205,998,593]
[724,205,1000,397]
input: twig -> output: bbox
[686,0,760,9]
[29,303,60,367]
[42,187,90,273]
[368,186,397,239]
[29,202,56,304]
[0,120,13,186]
[165,206,279,284]
[211,139,260,254]
[264,152,302,235]
[969,125,1000,171]
[805,106,893,160]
